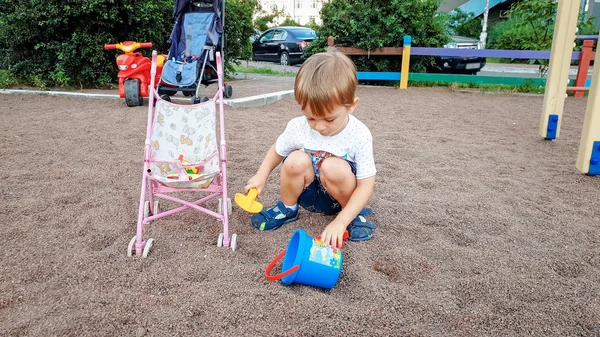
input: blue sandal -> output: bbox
[347,208,376,241]
[250,200,299,231]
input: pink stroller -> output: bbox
[128,50,236,257]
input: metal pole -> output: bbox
[480,0,490,48]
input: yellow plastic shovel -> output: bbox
[234,188,263,213]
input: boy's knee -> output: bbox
[282,151,312,175]
[320,158,354,185]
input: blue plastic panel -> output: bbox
[545,114,559,140]
[357,72,401,81]
[588,141,600,175]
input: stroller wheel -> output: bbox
[160,94,172,102]
[142,238,154,258]
[218,197,232,216]
[144,201,151,218]
[192,96,209,104]
[158,88,176,96]
[124,79,143,107]
[230,233,238,252]
[127,236,137,257]
[224,84,233,98]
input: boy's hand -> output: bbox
[320,219,348,248]
[244,174,268,198]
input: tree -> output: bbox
[487,0,596,75]
[305,0,450,73]
[280,16,302,26]
[445,9,482,39]
[254,5,286,31]
[224,0,259,64]
[488,0,597,52]
[0,0,174,87]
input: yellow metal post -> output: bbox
[400,36,411,89]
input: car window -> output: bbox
[290,29,316,39]
[259,30,275,43]
[272,30,287,41]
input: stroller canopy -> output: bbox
[173,0,223,32]
[168,0,224,60]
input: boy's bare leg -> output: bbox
[280,150,314,206]
[319,157,356,206]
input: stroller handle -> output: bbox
[104,41,153,54]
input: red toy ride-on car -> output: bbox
[104,41,166,107]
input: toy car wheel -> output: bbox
[183,91,194,97]
[160,94,172,102]
[279,51,290,66]
[124,79,143,107]
[224,84,233,98]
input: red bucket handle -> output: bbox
[265,249,300,281]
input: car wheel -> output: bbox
[279,51,290,66]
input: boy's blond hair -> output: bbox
[294,49,358,117]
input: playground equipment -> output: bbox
[537,0,600,176]
[104,41,166,107]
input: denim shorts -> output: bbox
[284,155,357,215]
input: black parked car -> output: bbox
[252,26,317,66]
[436,35,486,74]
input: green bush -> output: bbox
[305,0,450,73]
[224,0,258,64]
[488,0,597,52]
[0,0,174,87]
[0,0,256,88]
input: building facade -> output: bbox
[259,0,324,25]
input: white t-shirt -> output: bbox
[275,115,376,180]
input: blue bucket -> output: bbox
[265,229,343,289]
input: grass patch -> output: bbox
[232,65,296,77]
[486,58,508,64]
[407,80,545,94]
[0,69,19,88]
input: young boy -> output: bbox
[244,49,376,248]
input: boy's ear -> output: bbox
[348,97,360,114]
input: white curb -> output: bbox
[0,88,294,108]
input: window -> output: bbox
[311,0,319,9]
[296,0,303,9]
[259,30,275,43]
[271,30,287,41]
